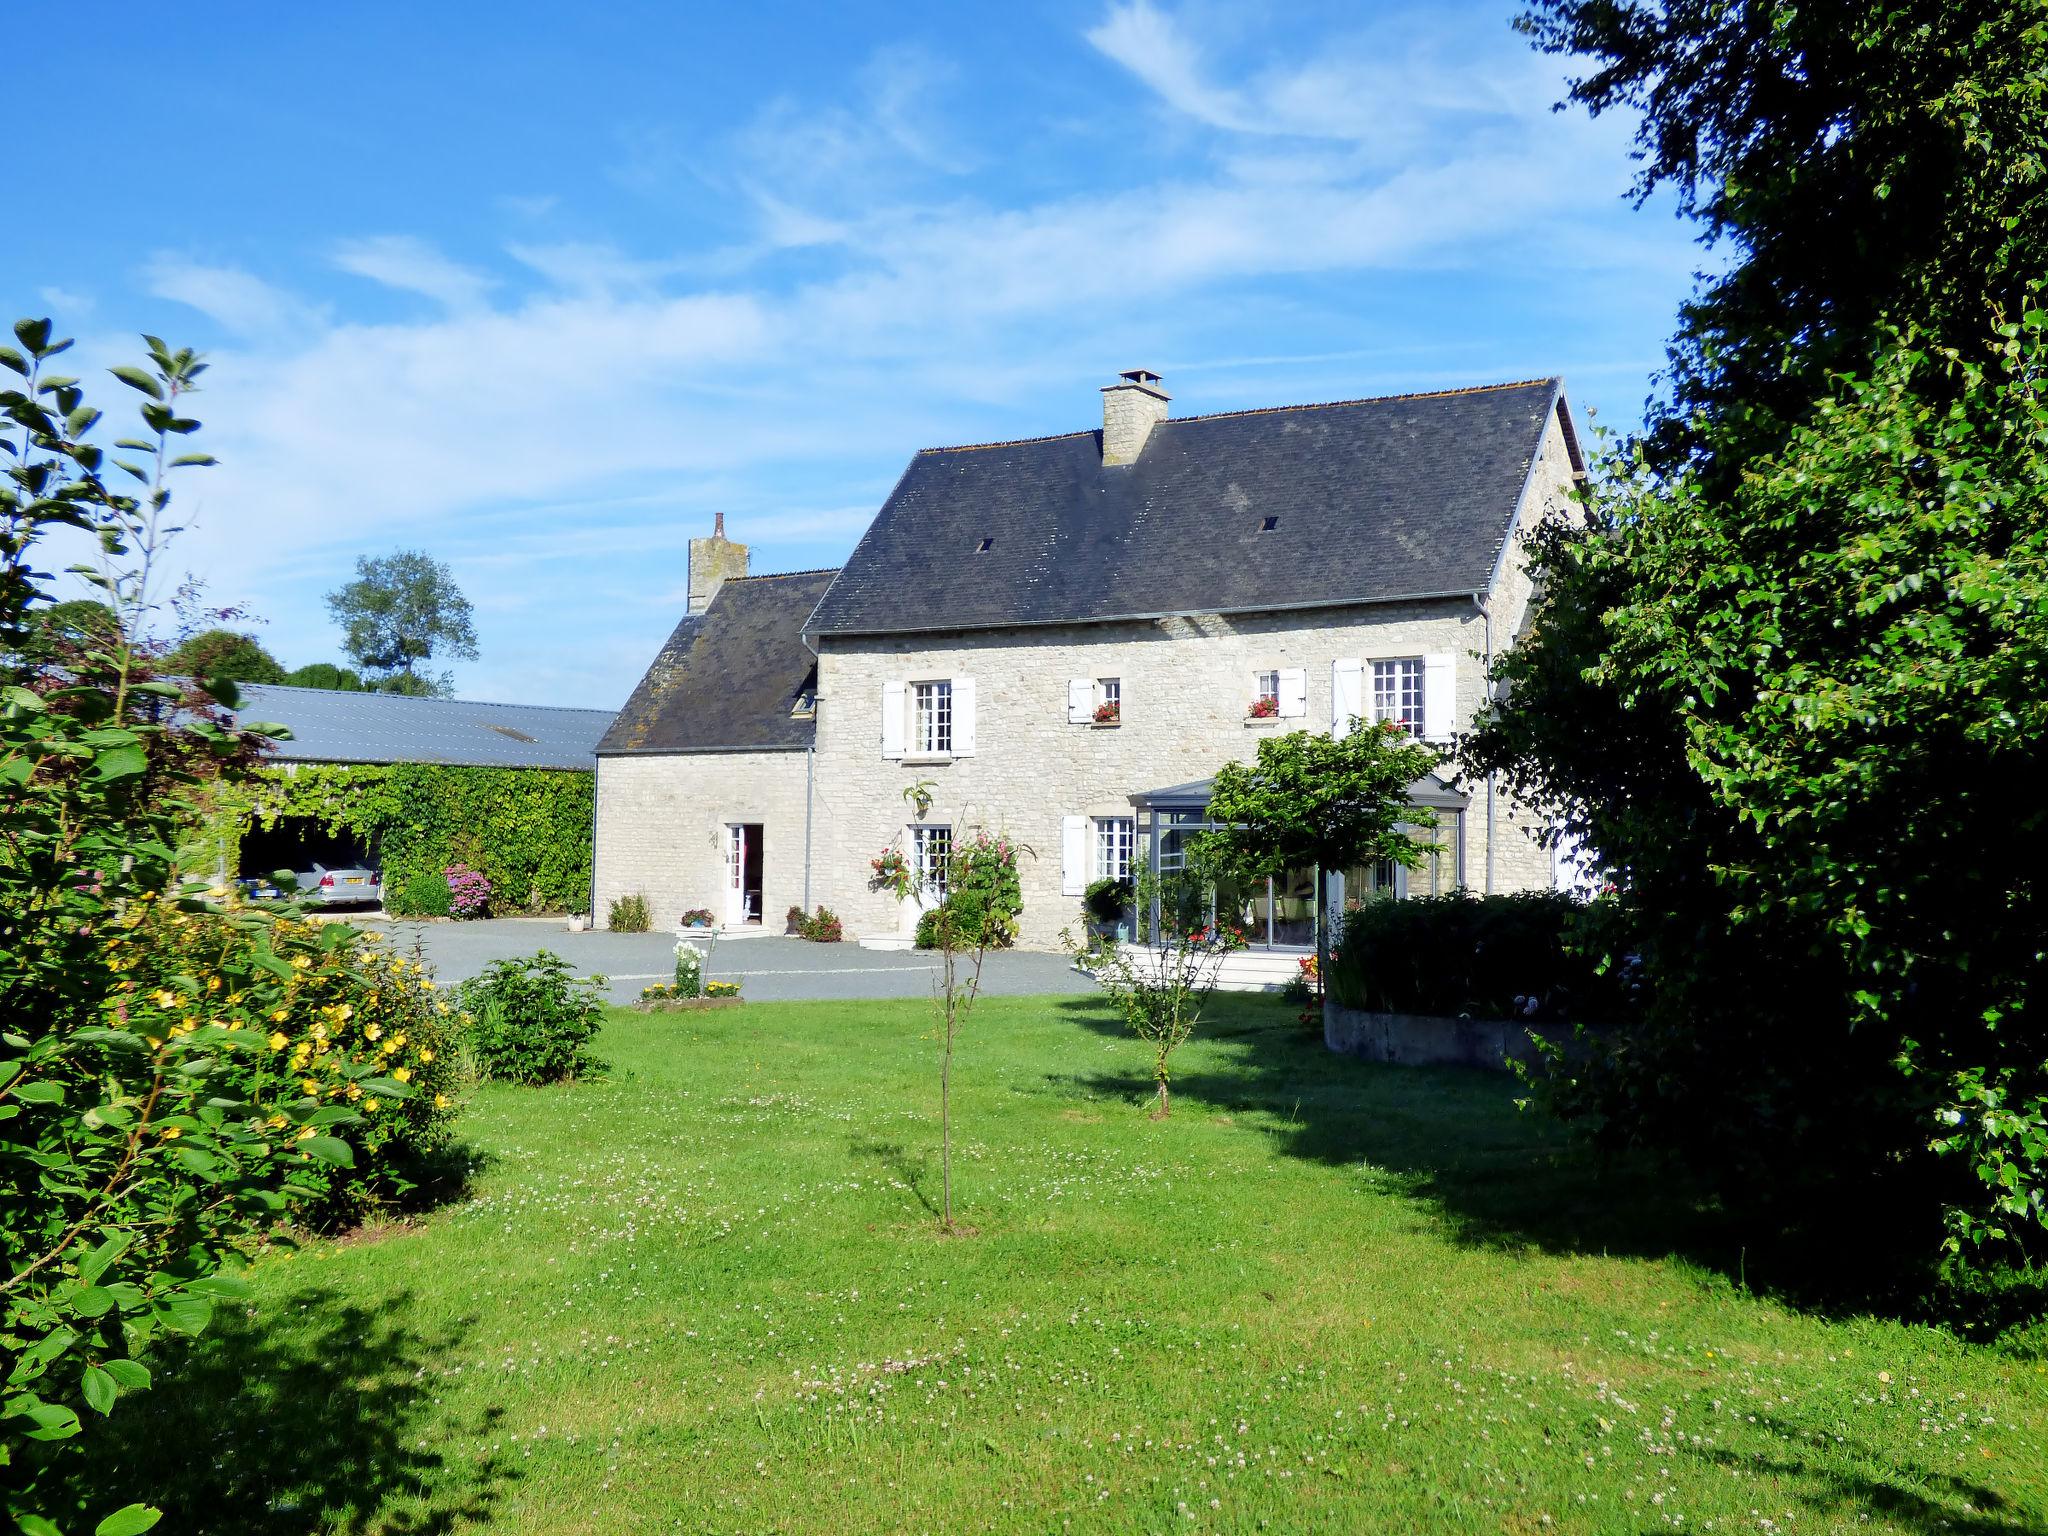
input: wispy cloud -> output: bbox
[142,257,324,339]
[331,235,495,310]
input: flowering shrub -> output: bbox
[791,906,844,942]
[1247,694,1279,719]
[444,862,491,918]
[679,907,716,928]
[1093,698,1120,724]
[672,942,703,998]
[703,979,742,998]
[458,952,606,1085]
[869,847,914,899]
[914,832,1024,950]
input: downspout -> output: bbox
[588,758,601,923]
[801,627,821,915]
[1476,591,1495,895]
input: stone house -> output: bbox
[594,370,1585,962]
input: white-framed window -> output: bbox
[1372,658,1425,737]
[1255,670,1280,708]
[913,680,952,754]
[1094,817,1134,881]
[913,823,952,899]
[1098,677,1120,711]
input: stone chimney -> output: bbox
[1100,368,1169,466]
[687,512,748,614]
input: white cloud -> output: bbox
[331,235,495,310]
[143,257,323,339]
[38,285,93,319]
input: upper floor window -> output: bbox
[1372,658,1425,737]
[914,680,952,754]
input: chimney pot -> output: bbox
[1101,367,1169,466]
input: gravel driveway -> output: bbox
[352,916,1097,1005]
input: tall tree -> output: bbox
[281,660,368,692]
[1462,1,2048,1286]
[324,550,477,696]
[1522,0,2048,476]
[165,627,285,685]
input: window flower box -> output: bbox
[1246,695,1279,720]
[1092,699,1121,726]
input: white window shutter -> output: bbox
[1331,658,1364,735]
[881,680,906,759]
[1423,653,1455,740]
[952,676,976,754]
[1278,667,1308,718]
[1061,815,1088,895]
[1067,677,1094,723]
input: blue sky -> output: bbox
[9,0,1700,705]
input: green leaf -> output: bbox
[95,1506,163,1536]
[90,745,149,780]
[69,1286,117,1319]
[14,317,53,353]
[81,1364,117,1415]
[12,1080,65,1104]
[155,1294,213,1335]
[169,453,218,467]
[107,364,164,400]
[78,1232,132,1285]
[100,1358,150,1392]
[0,345,27,376]
[301,1135,355,1168]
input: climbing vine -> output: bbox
[185,762,594,914]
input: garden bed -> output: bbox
[633,996,745,1013]
[1322,1000,1538,1070]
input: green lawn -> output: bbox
[82,994,2047,1533]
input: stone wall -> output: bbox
[1322,1002,1538,1071]
[592,749,811,930]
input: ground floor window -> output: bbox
[1094,816,1134,881]
[1149,809,1321,949]
[913,824,952,899]
[1339,817,1460,908]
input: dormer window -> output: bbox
[1259,516,1278,532]
[975,537,994,552]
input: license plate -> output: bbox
[344,877,364,885]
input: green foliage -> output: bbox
[1519,0,2048,477]
[458,953,606,1086]
[1464,314,2048,1271]
[0,319,437,1533]
[1081,875,1131,926]
[1325,892,1632,1023]
[790,906,843,943]
[608,892,651,933]
[323,549,478,696]
[194,761,594,916]
[163,628,284,687]
[31,598,119,652]
[672,942,704,998]
[1065,865,1244,1116]
[394,868,452,918]
[280,662,367,692]
[703,980,741,999]
[913,832,1023,950]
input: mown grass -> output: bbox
[86,993,2048,1533]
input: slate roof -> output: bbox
[598,568,837,755]
[234,684,615,770]
[806,379,1580,638]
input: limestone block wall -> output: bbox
[592,749,811,930]
[808,599,1553,950]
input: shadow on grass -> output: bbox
[66,1286,506,1535]
[849,1135,939,1219]
[1049,993,1776,1293]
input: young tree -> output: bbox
[1067,864,1244,1117]
[164,627,285,685]
[323,549,477,696]
[1198,722,1443,1001]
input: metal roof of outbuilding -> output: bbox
[233,683,615,770]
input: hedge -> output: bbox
[186,762,594,915]
[1326,891,1637,1024]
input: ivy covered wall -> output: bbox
[185,762,594,915]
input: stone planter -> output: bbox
[1322,1000,1538,1072]
[635,997,745,1013]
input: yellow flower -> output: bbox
[434,1093,450,1109]
[152,989,179,1009]
[301,1078,320,1094]
[419,978,434,992]
[365,1023,382,1042]
[362,1096,380,1113]
[270,1009,288,1023]
[392,1032,406,1048]
[419,1048,434,1063]
[392,1067,411,1083]
[160,1126,182,1140]
[296,1125,315,1141]
[269,1031,289,1051]
[206,976,221,993]
[291,954,311,971]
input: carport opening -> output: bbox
[238,817,380,882]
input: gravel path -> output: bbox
[351,916,1097,1004]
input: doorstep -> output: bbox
[857,935,915,952]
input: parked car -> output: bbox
[239,862,383,907]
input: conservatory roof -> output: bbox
[1129,772,1470,812]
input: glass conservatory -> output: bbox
[1128,774,1470,950]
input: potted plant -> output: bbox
[1082,874,1133,938]
[869,847,914,899]
[679,907,715,929]
[1092,698,1120,725]
[1247,695,1279,720]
